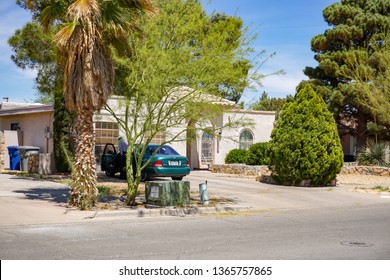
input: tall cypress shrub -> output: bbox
[53,91,74,172]
[270,85,343,186]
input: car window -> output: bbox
[104,144,116,155]
[148,145,179,156]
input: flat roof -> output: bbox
[0,104,54,116]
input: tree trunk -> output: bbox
[126,153,140,206]
[68,110,98,210]
[356,112,368,152]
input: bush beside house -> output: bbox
[225,149,249,164]
[224,142,271,166]
[246,142,271,165]
[357,141,389,167]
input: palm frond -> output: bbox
[115,0,157,16]
[67,0,100,22]
[54,21,78,47]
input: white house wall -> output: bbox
[213,110,275,165]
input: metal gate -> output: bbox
[201,131,214,166]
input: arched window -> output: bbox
[239,130,254,150]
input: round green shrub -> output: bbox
[269,85,344,186]
[225,149,249,164]
[246,142,271,165]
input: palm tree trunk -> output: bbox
[69,109,98,210]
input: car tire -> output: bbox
[141,172,151,182]
[105,170,116,177]
[171,176,183,181]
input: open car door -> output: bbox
[101,143,117,177]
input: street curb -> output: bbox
[90,204,253,219]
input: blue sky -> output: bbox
[0,0,336,104]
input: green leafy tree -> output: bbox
[338,35,390,141]
[204,12,251,102]
[301,0,390,149]
[8,21,73,172]
[270,86,344,186]
[106,0,265,204]
[20,0,156,210]
[248,92,293,112]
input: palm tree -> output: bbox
[24,0,156,209]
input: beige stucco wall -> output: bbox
[0,111,54,154]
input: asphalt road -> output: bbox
[0,171,389,259]
[1,202,389,259]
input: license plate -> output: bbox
[168,161,180,166]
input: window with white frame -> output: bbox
[239,129,254,150]
[144,129,166,145]
[95,122,119,161]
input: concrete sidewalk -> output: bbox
[0,173,253,226]
[0,174,97,225]
[0,172,389,226]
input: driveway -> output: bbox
[187,171,390,211]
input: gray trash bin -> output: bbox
[18,146,40,171]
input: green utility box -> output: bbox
[145,181,190,207]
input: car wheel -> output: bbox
[141,172,151,182]
[105,170,116,177]
[119,171,126,179]
[172,176,183,181]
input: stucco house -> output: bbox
[0,102,54,171]
[99,96,276,169]
[0,96,275,173]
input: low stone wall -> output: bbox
[27,154,39,173]
[210,164,271,178]
[27,153,53,175]
[340,165,390,176]
[210,163,390,178]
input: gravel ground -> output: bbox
[336,174,390,187]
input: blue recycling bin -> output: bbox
[7,146,20,170]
